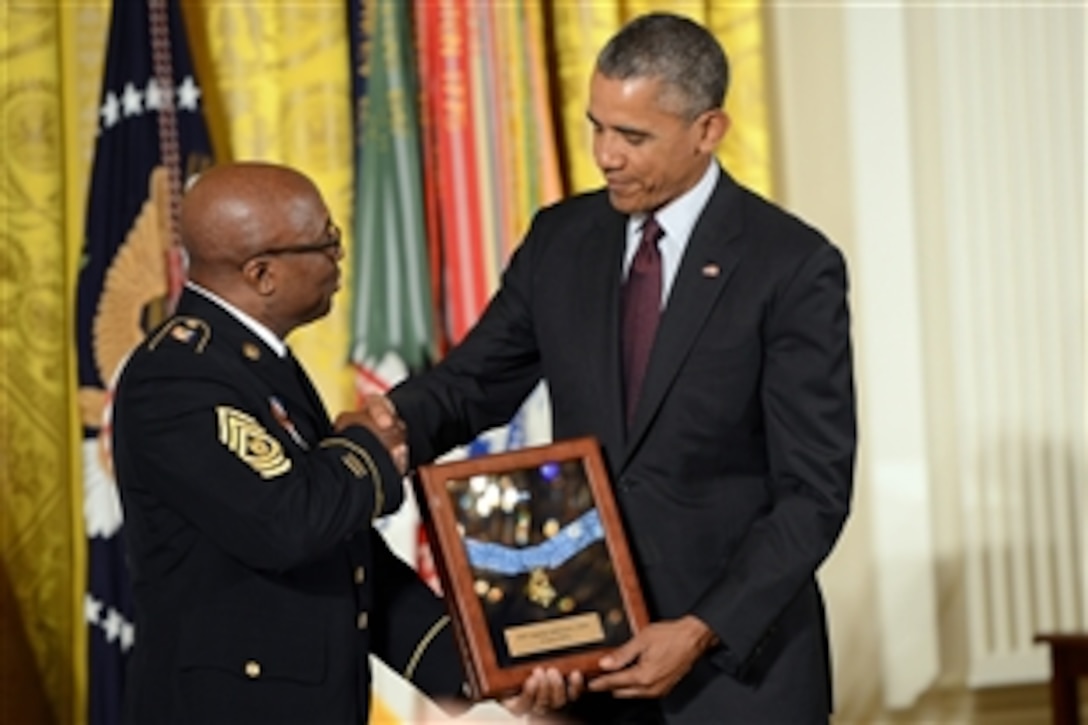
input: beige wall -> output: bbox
[769,5,886,720]
[770,3,1085,722]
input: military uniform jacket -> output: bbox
[112,289,464,724]
[390,169,857,723]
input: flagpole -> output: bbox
[148,0,186,307]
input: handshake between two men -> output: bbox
[334,394,585,720]
[334,395,410,475]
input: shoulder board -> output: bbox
[147,316,211,353]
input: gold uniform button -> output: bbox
[354,566,365,584]
[244,660,261,679]
[357,611,369,630]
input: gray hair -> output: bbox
[596,13,729,121]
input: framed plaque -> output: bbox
[416,437,649,700]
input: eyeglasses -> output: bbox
[258,221,342,259]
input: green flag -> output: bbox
[351,0,434,390]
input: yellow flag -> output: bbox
[0,3,107,723]
[625,0,706,23]
[60,6,112,721]
[501,0,563,250]
[186,3,356,413]
[709,1,775,199]
[551,1,623,193]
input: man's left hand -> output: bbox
[587,616,717,699]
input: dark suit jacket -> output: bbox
[391,170,856,723]
[112,290,465,724]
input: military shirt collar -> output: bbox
[185,281,287,358]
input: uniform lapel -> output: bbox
[261,353,328,448]
[623,174,747,463]
[247,348,331,445]
[283,350,333,434]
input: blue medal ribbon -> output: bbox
[463,509,604,575]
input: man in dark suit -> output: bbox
[381,13,856,724]
[111,162,573,723]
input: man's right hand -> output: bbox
[358,394,400,431]
[334,395,407,473]
[501,667,584,720]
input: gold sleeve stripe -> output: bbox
[319,437,384,514]
[341,453,366,478]
[403,615,451,682]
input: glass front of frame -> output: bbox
[445,457,633,667]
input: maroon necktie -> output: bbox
[621,216,664,425]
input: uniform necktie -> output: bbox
[621,215,664,425]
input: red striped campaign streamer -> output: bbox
[413,1,447,358]
[423,0,490,346]
[416,1,563,352]
[471,5,507,295]
[478,2,511,278]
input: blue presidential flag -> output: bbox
[75,1,211,722]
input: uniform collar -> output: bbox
[185,281,287,358]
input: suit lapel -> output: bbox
[578,204,628,468]
[623,174,747,463]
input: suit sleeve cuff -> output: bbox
[707,641,739,673]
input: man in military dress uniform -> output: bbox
[111,162,573,723]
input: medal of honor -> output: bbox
[527,568,557,608]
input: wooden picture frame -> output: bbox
[415,436,650,700]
